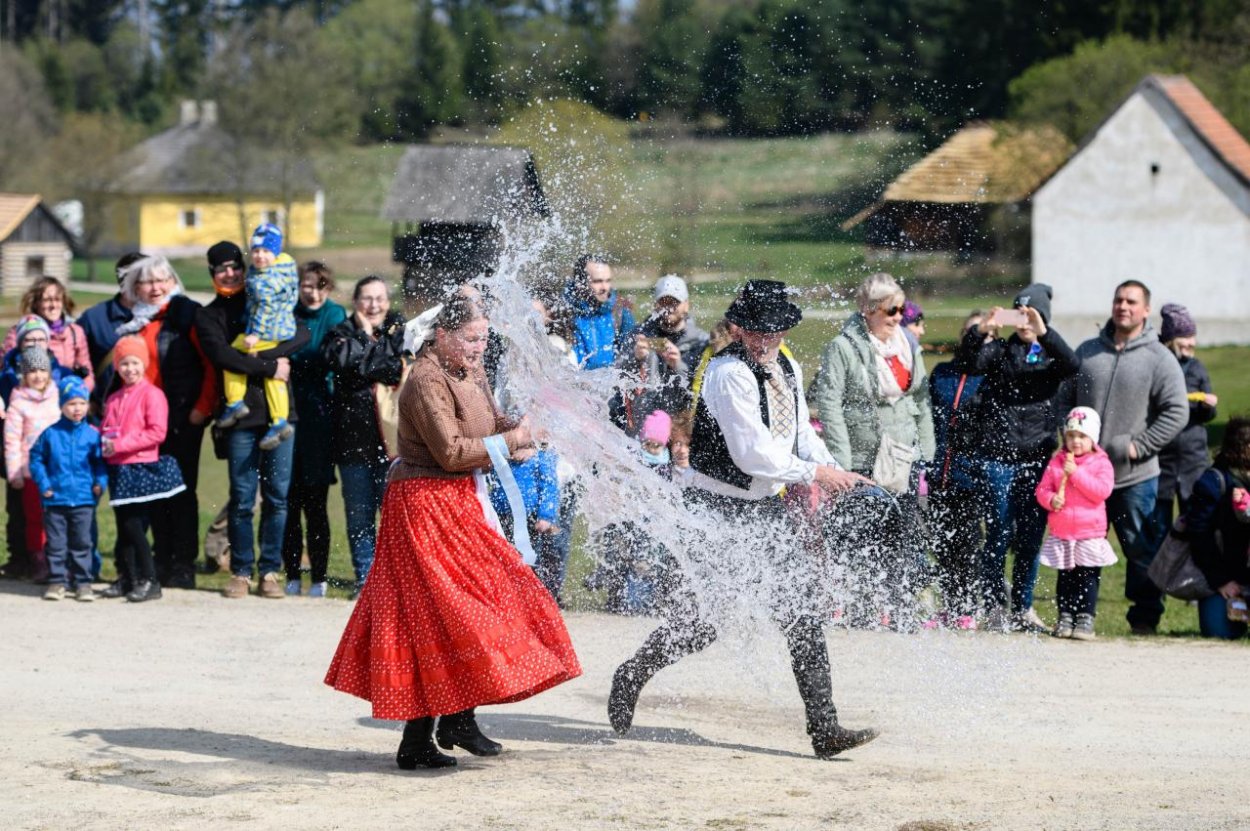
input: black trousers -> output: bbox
[928,486,983,618]
[150,420,205,585]
[115,503,155,584]
[1056,566,1102,617]
[282,479,331,584]
[620,490,840,741]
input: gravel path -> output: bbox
[2,583,1245,830]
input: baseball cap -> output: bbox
[653,275,689,303]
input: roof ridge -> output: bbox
[0,193,42,242]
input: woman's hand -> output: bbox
[508,415,533,450]
[978,307,1002,337]
[1218,581,1243,600]
[533,519,559,535]
[355,312,374,338]
[1023,304,1048,337]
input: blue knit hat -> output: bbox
[249,223,283,256]
[58,375,89,406]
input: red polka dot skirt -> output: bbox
[324,476,582,720]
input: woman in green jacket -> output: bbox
[813,272,935,627]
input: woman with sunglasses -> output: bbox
[813,272,935,628]
[956,283,1079,633]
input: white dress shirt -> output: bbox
[684,352,837,500]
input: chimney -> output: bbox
[179,99,199,126]
[200,100,218,125]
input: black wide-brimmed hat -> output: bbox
[725,280,803,333]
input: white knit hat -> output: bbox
[1063,406,1101,444]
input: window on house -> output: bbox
[25,256,45,279]
[181,209,200,229]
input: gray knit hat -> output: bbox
[19,347,50,374]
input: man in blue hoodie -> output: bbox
[564,254,635,370]
[1067,280,1188,635]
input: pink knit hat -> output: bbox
[640,410,672,445]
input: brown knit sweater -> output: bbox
[387,350,520,482]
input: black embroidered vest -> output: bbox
[689,342,797,490]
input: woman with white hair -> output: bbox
[100,255,215,596]
[813,272,935,626]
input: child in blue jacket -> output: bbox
[29,376,107,601]
[217,223,299,449]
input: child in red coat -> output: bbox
[1036,406,1116,640]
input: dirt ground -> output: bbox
[2,583,1247,831]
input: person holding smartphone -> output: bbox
[956,283,1079,633]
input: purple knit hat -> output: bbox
[1159,303,1196,342]
[901,300,924,326]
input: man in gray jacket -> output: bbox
[1068,280,1188,634]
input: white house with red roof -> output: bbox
[1033,74,1250,344]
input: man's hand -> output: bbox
[633,333,650,361]
[273,357,291,382]
[243,333,260,350]
[1204,393,1219,407]
[814,465,871,495]
[1128,441,1139,461]
[659,340,682,371]
[1218,581,1243,600]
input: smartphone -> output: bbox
[648,337,670,351]
[994,308,1029,327]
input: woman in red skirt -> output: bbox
[325,292,582,769]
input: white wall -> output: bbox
[1033,91,1250,345]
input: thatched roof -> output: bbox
[381,145,547,225]
[844,123,1072,228]
[111,120,320,196]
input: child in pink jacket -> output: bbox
[1036,406,1116,641]
[100,336,185,603]
[4,347,61,579]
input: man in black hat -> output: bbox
[607,279,880,760]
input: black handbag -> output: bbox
[1148,473,1226,601]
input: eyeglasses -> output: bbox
[880,305,905,316]
[212,263,241,275]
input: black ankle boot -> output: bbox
[99,579,130,599]
[435,709,502,756]
[126,580,162,603]
[812,724,880,760]
[397,718,456,770]
[608,660,651,735]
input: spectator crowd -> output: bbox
[1,237,1246,642]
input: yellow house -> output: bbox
[100,101,323,257]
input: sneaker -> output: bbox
[1053,612,1075,639]
[223,574,251,599]
[259,572,285,599]
[285,579,302,596]
[75,584,97,602]
[308,581,328,598]
[43,584,66,601]
[983,606,1011,633]
[953,615,978,631]
[217,401,250,428]
[1071,613,1096,641]
[98,580,129,599]
[1012,607,1049,634]
[258,419,294,451]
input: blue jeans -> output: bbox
[339,459,388,587]
[1197,593,1249,640]
[978,458,1048,613]
[44,505,95,589]
[1107,478,1166,629]
[226,426,295,578]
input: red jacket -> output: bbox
[1035,446,1115,541]
[100,378,168,466]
